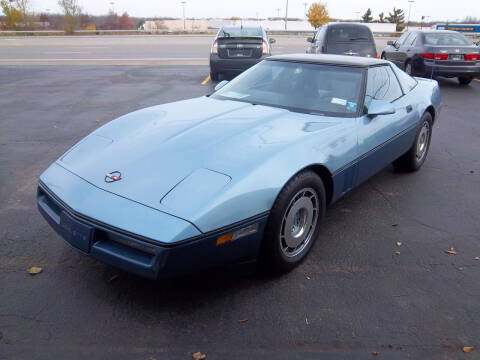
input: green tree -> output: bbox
[58,0,82,34]
[386,7,405,31]
[306,2,329,29]
[378,12,385,23]
[362,8,373,23]
[0,0,23,30]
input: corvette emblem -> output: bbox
[105,171,122,183]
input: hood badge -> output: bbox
[105,171,122,183]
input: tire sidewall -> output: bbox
[263,171,326,270]
[412,113,433,169]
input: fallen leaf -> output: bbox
[396,242,402,246]
[470,170,475,174]
[372,351,379,356]
[53,125,58,128]
[391,223,399,227]
[395,251,401,255]
[444,248,457,255]
[463,346,474,353]
[95,119,100,123]
[109,274,119,282]
[305,316,309,325]
[237,319,248,324]
[474,257,480,261]
[306,275,311,280]
[352,331,356,337]
[192,352,206,360]
[27,266,42,275]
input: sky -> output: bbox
[33,0,478,22]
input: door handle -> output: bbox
[406,105,413,112]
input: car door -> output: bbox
[389,32,411,66]
[356,65,418,184]
[398,32,417,68]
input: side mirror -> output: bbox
[367,99,396,117]
[214,80,229,91]
[269,38,276,44]
[306,37,314,43]
[387,40,394,46]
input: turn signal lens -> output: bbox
[262,40,269,55]
[216,232,232,246]
[216,223,259,246]
[420,53,448,60]
[465,54,479,61]
[211,40,218,55]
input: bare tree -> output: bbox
[58,0,81,34]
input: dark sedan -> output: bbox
[209,26,275,81]
[381,30,480,85]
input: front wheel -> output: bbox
[261,171,326,272]
[210,71,219,81]
[393,112,432,172]
[458,76,472,85]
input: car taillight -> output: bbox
[420,53,448,60]
[262,40,269,55]
[211,40,218,55]
[465,54,479,61]
[376,53,380,58]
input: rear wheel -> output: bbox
[261,171,326,272]
[393,112,432,172]
[210,71,219,81]
[458,76,472,85]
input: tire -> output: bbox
[210,71,219,81]
[261,171,326,272]
[458,76,472,85]
[405,60,413,75]
[393,112,433,172]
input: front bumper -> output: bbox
[38,182,268,279]
[209,54,267,74]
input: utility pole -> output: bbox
[181,1,186,32]
[284,0,289,30]
[407,0,414,31]
[303,2,308,19]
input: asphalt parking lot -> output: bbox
[1,39,480,359]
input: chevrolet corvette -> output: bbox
[37,54,442,279]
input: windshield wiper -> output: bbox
[350,37,368,40]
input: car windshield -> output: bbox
[424,32,472,45]
[211,60,364,117]
[219,27,263,37]
[328,26,372,42]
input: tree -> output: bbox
[0,0,23,30]
[386,7,405,31]
[362,8,373,23]
[118,12,135,29]
[306,2,329,29]
[378,12,385,23]
[58,0,81,34]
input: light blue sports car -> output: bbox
[37,54,441,279]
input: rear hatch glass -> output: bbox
[217,27,264,59]
[326,25,376,57]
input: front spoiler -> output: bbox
[38,183,268,279]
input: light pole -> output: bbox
[181,1,186,32]
[110,1,115,13]
[407,0,414,31]
[420,15,430,29]
[303,2,308,19]
[284,0,289,30]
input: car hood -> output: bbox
[59,96,341,220]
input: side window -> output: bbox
[316,26,326,44]
[390,63,417,93]
[409,33,417,46]
[365,66,403,105]
[395,32,409,46]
